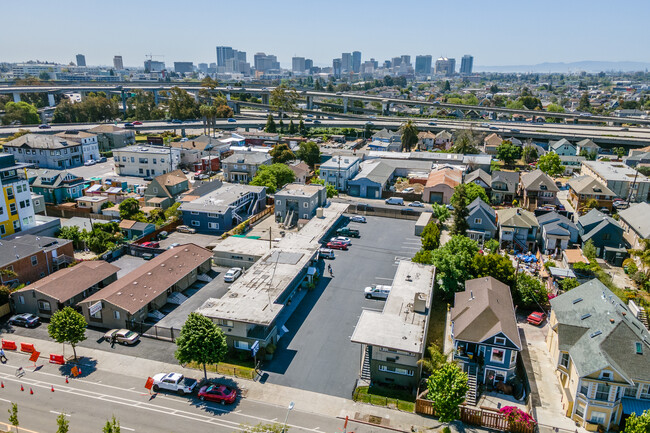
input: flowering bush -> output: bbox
[499,406,537,431]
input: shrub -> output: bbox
[499,406,537,430]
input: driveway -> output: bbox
[262,215,418,398]
[518,316,588,433]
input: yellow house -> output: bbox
[546,279,650,431]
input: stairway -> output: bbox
[196,273,213,283]
[513,237,528,253]
[639,309,649,330]
[167,292,189,305]
[465,364,478,406]
[361,345,372,381]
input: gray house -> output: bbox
[319,156,361,191]
[537,211,579,256]
[577,209,626,262]
[347,161,394,199]
[466,197,497,244]
[179,183,266,235]
[490,171,519,205]
[274,184,327,225]
[221,152,272,184]
[87,125,136,151]
[3,134,83,169]
[576,138,600,156]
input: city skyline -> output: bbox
[3,0,649,69]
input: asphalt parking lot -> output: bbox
[262,214,420,398]
[158,232,221,249]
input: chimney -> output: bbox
[413,293,427,313]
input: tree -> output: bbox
[1,101,40,125]
[249,170,278,193]
[471,253,516,288]
[278,119,284,133]
[426,363,468,422]
[295,141,320,167]
[578,92,591,112]
[269,143,295,164]
[583,239,597,260]
[56,412,70,433]
[119,198,142,220]
[164,202,182,221]
[518,96,542,110]
[442,80,451,92]
[431,235,479,295]
[298,119,306,135]
[496,140,521,166]
[8,402,18,428]
[56,225,85,249]
[560,278,581,291]
[250,164,295,193]
[452,182,489,206]
[103,416,121,433]
[241,423,287,433]
[175,313,227,381]
[418,344,447,375]
[399,120,418,152]
[310,178,338,198]
[265,114,277,133]
[288,120,296,134]
[270,84,299,115]
[630,239,650,276]
[450,185,470,236]
[421,221,441,251]
[168,87,199,120]
[513,273,547,308]
[48,307,87,359]
[452,128,480,154]
[537,152,564,177]
[624,410,650,433]
[431,203,450,223]
[484,238,500,253]
[522,145,539,164]
[613,147,626,159]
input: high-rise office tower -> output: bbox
[333,58,342,78]
[434,57,456,76]
[113,56,124,70]
[305,59,313,72]
[415,55,432,75]
[400,55,411,66]
[391,57,402,68]
[460,55,474,74]
[174,62,194,74]
[292,57,306,73]
[254,53,280,72]
[341,53,352,72]
[144,60,165,73]
[76,54,86,67]
[216,46,234,67]
[198,63,208,74]
[352,51,361,73]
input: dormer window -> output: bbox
[494,336,506,346]
[600,371,612,380]
[540,185,547,190]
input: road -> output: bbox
[0,358,367,433]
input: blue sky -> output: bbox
[3,0,649,68]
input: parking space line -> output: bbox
[375,277,393,281]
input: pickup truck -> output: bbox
[336,227,360,238]
[151,372,197,395]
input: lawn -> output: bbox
[353,385,415,412]
[185,361,255,380]
[427,294,449,350]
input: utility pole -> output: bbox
[337,155,341,191]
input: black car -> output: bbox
[9,313,40,328]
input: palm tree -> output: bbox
[199,105,211,135]
[399,120,419,152]
[453,128,480,154]
[417,344,447,375]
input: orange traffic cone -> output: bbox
[65,376,69,383]
[29,388,33,395]
[20,385,23,392]
[51,386,55,392]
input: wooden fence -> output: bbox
[415,396,535,433]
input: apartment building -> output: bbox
[0,154,36,238]
[113,145,181,177]
[221,152,271,184]
[87,125,136,151]
[0,235,74,285]
[54,131,100,163]
[319,156,361,191]
[581,161,650,203]
[3,134,83,169]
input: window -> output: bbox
[217,319,234,327]
[590,411,606,425]
[580,383,589,396]
[191,211,199,215]
[625,384,638,398]
[122,157,126,162]
[131,157,135,163]
[276,200,281,205]
[511,351,517,364]
[603,233,611,241]
[208,222,218,229]
[153,159,156,164]
[378,365,414,376]
[234,340,250,350]
[18,296,24,305]
[160,158,164,163]
[9,203,16,215]
[474,218,482,224]
[207,213,218,218]
[575,401,585,418]
[114,311,120,320]
[139,168,144,174]
[491,348,505,363]
[191,220,200,227]
[560,353,569,368]
[303,214,308,219]
[303,202,308,208]
[494,336,506,345]
[641,384,650,400]
[37,300,51,311]
[152,187,158,194]
[600,371,612,380]
[0,225,5,235]
[31,256,38,266]
[595,383,610,401]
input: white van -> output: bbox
[364,284,391,299]
[318,248,335,259]
[385,197,404,206]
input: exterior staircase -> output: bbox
[196,274,212,283]
[513,237,528,253]
[360,345,372,381]
[167,292,189,305]
[465,364,479,406]
[639,309,649,330]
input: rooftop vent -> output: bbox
[590,330,602,338]
[573,298,583,304]
[581,314,591,320]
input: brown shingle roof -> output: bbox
[14,261,119,303]
[82,244,212,314]
[425,168,462,188]
[119,220,136,229]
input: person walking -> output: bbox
[0,348,7,363]
[328,264,334,277]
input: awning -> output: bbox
[621,397,650,415]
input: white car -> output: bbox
[410,201,424,207]
[403,187,415,193]
[318,248,335,259]
[223,267,242,282]
[84,160,96,166]
[364,284,391,299]
[330,236,351,245]
[350,216,366,223]
[151,372,197,396]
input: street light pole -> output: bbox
[282,401,295,433]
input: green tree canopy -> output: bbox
[119,197,141,220]
[399,120,419,152]
[269,143,295,164]
[264,114,277,133]
[514,273,548,308]
[250,164,295,194]
[310,178,338,197]
[56,412,70,433]
[167,87,199,120]
[418,344,447,375]
[578,92,591,112]
[452,129,480,154]
[559,278,581,291]
[47,307,87,359]
[522,145,539,164]
[624,410,650,433]
[471,253,516,288]
[450,184,471,236]
[103,416,120,433]
[583,239,597,260]
[431,203,450,223]
[295,141,320,167]
[431,235,479,295]
[175,313,228,381]
[53,94,119,124]
[496,140,522,166]
[452,182,489,207]
[537,152,564,177]
[1,101,40,126]
[421,221,441,251]
[426,363,469,422]
[270,84,299,114]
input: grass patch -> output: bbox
[353,385,415,412]
[427,294,449,349]
[185,358,255,380]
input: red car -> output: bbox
[527,312,547,326]
[132,121,143,125]
[141,241,160,248]
[198,384,236,405]
[326,241,348,250]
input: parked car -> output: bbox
[38,124,51,129]
[84,160,96,166]
[167,243,181,250]
[198,383,237,405]
[428,122,436,126]
[141,241,160,248]
[364,284,391,300]
[510,128,521,133]
[527,312,547,326]
[104,329,140,345]
[98,156,107,163]
[410,201,425,207]
[326,241,348,250]
[385,197,405,206]
[158,231,168,239]
[318,248,335,259]
[224,267,243,283]
[171,119,183,124]
[336,227,360,238]
[330,236,351,245]
[151,373,197,396]
[8,313,40,328]
[176,225,196,234]
[402,187,415,193]
[349,215,366,223]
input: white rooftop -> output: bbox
[351,260,435,354]
[584,160,650,183]
[114,145,179,155]
[212,236,272,258]
[275,183,325,197]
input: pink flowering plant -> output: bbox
[499,406,537,431]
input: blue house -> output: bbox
[577,209,626,263]
[450,277,522,405]
[179,183,266,235]
[466,197,497,244]
[26,169,85,205]
[550,138,577,156]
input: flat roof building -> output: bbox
[581,160,650,202]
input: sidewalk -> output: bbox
[4,334,444,432]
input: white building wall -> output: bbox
[14,179,36,232]
[113,147,181,177]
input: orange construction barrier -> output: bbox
[1,340,17,351]
[49,354,65,365]
[20,343,35,353]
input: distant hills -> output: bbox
[475,61,650,73]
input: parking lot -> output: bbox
[158,231,221,249]
[262,214,421,398]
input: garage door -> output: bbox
[428,192,443,204]
[367,186,379,199]
[348,185,360,196]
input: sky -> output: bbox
[2,0,649,69]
